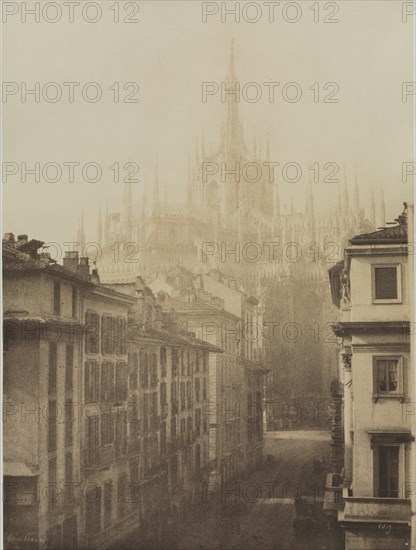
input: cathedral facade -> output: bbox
[77,45,384,422]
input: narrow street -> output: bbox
[178,430,343,550]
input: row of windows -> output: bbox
[86,413,128,466]
[85,472,133,535]
[85,312,127,355]
[85,361,128,404]
[53,281,78,318]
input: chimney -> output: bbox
[91,267,100,284]
[17,234,28,247]
[63,251,79,273]
[78,257,90,278]
[3,233,16,245]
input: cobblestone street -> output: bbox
[177,430,343,550]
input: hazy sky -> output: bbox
[3,0,414,246]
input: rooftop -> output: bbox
[349,204,407,245]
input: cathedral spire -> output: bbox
[77,209,86,252]
[380,185,386,227]
[123,175,133,240]
[187,154,193,207]
[370,186,376,227]
[153,155,160,216]
[164,180,168,204]
[142,179,147,220]
[342,165,349,211]
[353,167,360,212]
[225,39,242,159]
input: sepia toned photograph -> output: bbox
[1,1,415,549]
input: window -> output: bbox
[66,344,73,394]
[140,352,149,388]
[101,411,114,446]
[48,401,57,452]
[85,361,99,404]
[101,362,115,403]
[71,285,77,318]
[195,408,201,436]
[129,394,140,438]
[114,410,127,456]
[160,421,167,454]
[87,416,99,466]
[48,457,58,509]
[160,382,167,404]
[187,417,192,443]
[186,382,192,409]
[49,343,57,396]
[180,382,185,411]
[151,391,159,429]
[101,316,111,354]
[149,353,158,386]
[53,281,61,315]
[104,481,113,529]
[62,516,77,549]
[85,311,99,354]
[115,362,127,403]
[129,353,138,390]
[171,382,178,415]
[378,446,400,498]
[85,485,101,534]
[195,444,201,471]
[195,378,200,402]
[65,400,73,447]
[172,349,179,377]
[65,452,73,503]
[160,347,167,376]
[118,317,127,355]
[118,474,127,519]
[373,357,403,400]
[372,265,401,303]
[171,417,177,439]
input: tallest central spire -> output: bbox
[227,38,236,80]
[225,39,243,159]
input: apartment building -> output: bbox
[327,205,415,549]
[3,235,136,549]
[150,266,268,484]
[105,276,221,547]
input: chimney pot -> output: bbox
[77,257,90,278]
[63,251,79,273]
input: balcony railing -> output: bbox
[323,473,343,512]
[342,497,411,524]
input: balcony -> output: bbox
[323,473,343,513]
[341,497,411,525]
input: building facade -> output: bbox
[3,235,221,550]
[149,266,268,484]
[327,205,415,549]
